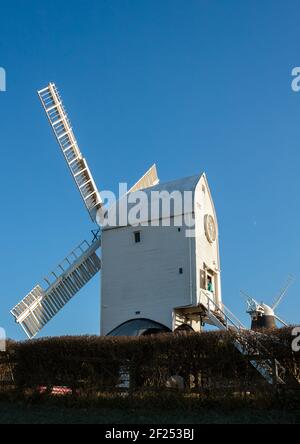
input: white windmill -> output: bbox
[10,83,160,339]
[10,83,296,387]
[242,275,294,331]
[11,82,223,340]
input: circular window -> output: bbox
[204,214,217,243]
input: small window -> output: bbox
[134,231,141,244]
[207,274,214,293]
[179,268,183,275]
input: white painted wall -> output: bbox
[101,174,222,335]
[195,175,222,308]
[101,222,196,335]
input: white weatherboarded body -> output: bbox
[101,173,222,336]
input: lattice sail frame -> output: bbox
[38,83,103,222]
[11,237,101,339]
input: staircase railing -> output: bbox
[200,290,286,385]
[202,290,246,331]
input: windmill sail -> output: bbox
[274,314,289,327]
[272,275,294,311]
[38,83,103,223]
[11,236,101,339]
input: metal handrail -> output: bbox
[201,290,246,331]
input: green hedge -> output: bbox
[1,328,299,395]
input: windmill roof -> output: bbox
[138,173,203,195]
[102,173,204,230]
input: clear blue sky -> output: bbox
[1,0,299,340]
